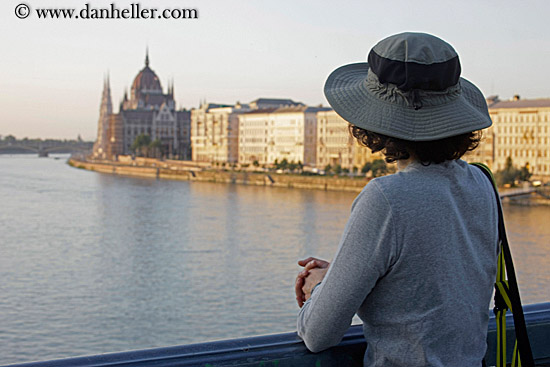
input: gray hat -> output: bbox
[324,32,492,141]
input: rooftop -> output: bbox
[488,98,550,109]
[250,98,302,105]
[241,108,278,115]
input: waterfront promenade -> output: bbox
[70,155,550,203]
[69,155,370,192]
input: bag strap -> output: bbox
[471,163,534,367]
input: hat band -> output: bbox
[368,50,461,92]
[364,71,463,109]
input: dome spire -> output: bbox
[145,46,150,67]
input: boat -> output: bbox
[3,302,550,367]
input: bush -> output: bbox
[361,162,371,174]
[495,157,531,187]
[371,159,388,177]
[361,159,388,177]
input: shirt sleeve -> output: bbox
[297,180,397,352]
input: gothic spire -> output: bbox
[101,72,113,114]
[145,47,149,67]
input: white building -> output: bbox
[316,109,384,172]
[238,106,331,166]
[191,102,250,163]
[193,98,304,164]
[486,96,550,179]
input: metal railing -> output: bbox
[3,302,550,367]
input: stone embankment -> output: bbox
[68,156,369,192]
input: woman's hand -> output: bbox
[295,257,330,307]
[302,267,328,301]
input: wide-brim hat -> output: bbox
[324,32,492,141]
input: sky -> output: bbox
[1,0,550,140]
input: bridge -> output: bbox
[0,141,93,157]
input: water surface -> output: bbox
[0,155,548,364]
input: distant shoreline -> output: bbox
[67,157,369,193]
[67,156,550,204]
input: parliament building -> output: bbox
[92,51,191,160]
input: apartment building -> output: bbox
[191,102,250,163]
[316,109,383,171]
[192,98,303,164]
[485,96,550,179]
[238,106,330,166]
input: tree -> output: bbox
[495,157,531,187]
[150,139,162,158]
[253,160,260,167]
[277,158,289,170]
[519,164,532,182]
[131,134,152,157]
[288,160,298,172]
[333,163,342,175]
[361,162,372,174]
[371,159,388,177]
[324,164,332,174]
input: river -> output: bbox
[0,155,549,364]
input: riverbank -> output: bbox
[68,157,369,192]
[68,156,550,203]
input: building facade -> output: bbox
[190,102,250,163]
[485,97,550,180]
[238,106,330,166]
[192,98,304,164]
[316,110,383,172]
[92,51,191,160]
[238,108,274,165]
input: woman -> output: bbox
[295,32,498,366]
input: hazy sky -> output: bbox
[2,0,550,140]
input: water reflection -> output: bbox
[504,204,550,304]
[0,155,548,364]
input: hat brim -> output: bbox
[324,62,492,141]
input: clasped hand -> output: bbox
[295,257,330,308]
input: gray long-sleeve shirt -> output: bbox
[297,159,499,367]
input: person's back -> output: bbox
[294,32,498,367]
[356,160,498,366]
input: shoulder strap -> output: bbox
[471,163,534,367]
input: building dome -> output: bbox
[130,51,162,99]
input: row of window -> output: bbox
[496,125,550,134]
[492,113,550,123]
[498,149,549,158]
[498,136,549,145]
[240,138,266,143]
[241,147,267,153]
[240,120,269,127]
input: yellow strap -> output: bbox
[496,280,513,312]
[496,248,505,281]
[496,245,507,367]
[495,246,523,367]
[512,340,522,367]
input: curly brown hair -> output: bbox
[349,125,481,164]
